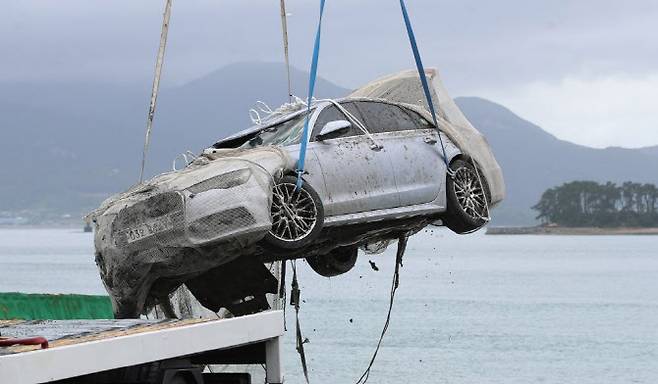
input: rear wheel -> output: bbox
[306,246,358,277]
[444,159,489,234]
[263,175,324,249]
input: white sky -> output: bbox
[2,0,657,148]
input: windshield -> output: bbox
[241,113,308,149]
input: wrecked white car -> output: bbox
[88,69,504,318]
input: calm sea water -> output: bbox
[1,228,657,383]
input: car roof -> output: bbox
[211,97,434,148]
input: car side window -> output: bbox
[312,103,364,140]
[403,108,433,130]
[355,102,418,133]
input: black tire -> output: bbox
[306,246,358,277]
[263,175,324,249]
[444,158,490,234]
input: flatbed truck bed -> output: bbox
[0,310,284,384]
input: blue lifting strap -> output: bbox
[296,0,327,190]
[399,0,450,168]
[295,0,449,190]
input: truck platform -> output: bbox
[0,310,284,384]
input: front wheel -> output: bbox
[444,159,490,234]
[262,175,324,249]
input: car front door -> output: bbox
[354,101,445,207]
[308,102,400,217]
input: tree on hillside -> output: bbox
[532,181,658,227]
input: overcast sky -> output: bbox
[3,0,657,148]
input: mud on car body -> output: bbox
[87,69,504,317]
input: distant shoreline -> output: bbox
[486,226,658,236]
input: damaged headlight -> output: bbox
[187,168,252,194]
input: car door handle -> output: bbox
[370,143,384,151]
[424,137,437,145]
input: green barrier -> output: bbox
[0,292,114,320]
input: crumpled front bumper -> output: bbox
[109,173,272,252]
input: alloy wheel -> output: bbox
[269,181,318,242]
[452,166,488,220]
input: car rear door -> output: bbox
[308,102,400,217]
[355,102,445,207]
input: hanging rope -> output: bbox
[279,259,288,330]
[279,0,293,103]
[295,0,326,190]
[355,235,408,384]
[140,0,173,183]
[398,0,449,169]
[291,260,310,383]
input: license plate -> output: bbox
[123,212,179,244]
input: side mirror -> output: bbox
[316,120,351,141]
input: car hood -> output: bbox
[348,68,505,205]
[87,146,293,221]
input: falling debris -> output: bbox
[368,261,380,271]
